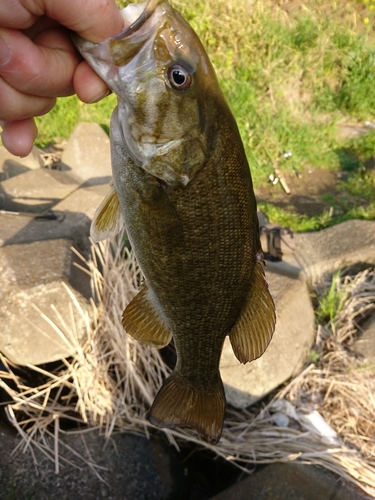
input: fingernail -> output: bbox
[0,37,11,67]
[88,89,112,104]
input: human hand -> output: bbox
[0,0,124,157]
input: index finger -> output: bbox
[41,0,125,42]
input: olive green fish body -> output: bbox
[74,0,275,443]
[113,105,257,351]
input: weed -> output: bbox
[313,271,348,326]
[309,349,320,365]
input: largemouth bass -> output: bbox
[74,0,275,444]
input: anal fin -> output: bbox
[230,262,276,363]
[148,373,225,444]
[122,285,172,348]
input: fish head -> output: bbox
[74,0,224,187]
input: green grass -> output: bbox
[35,93,117,146]
[33,0,375,228]
[176,0,375,180]
[258,198,375,233]
[313,270,349,325]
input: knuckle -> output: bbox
[0,81,55,121]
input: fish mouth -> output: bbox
[114,0,164,42]
[107,0,167,68]
[73,0,167,77]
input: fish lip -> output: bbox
[111,0,165,42]
[72,0,165,60]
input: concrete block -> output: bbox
[54,182,110,221]
[0,183,110,254]
[211,462,372,500]
[0,168,79,214]
[0,239,91,366]
[355,314,375,365]
[60,122,111,186]
[0,145,43,182]
[285,220,375,287]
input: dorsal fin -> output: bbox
[90,184,124,243]
[122,285,172,348]
[229,262,276,363]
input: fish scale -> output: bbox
[73,0,275,443]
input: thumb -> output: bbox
[37,0,125,42]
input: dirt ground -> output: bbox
[255,121,375,219]
[255,167,341,217]
[255,157,375,219]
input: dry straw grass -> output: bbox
[1,236,375,494]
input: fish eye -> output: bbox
[167,64,193,91]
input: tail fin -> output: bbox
[148,373,226,444]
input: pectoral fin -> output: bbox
[230,263,276,363]
[122,285,172,348]
[90,184,124,242]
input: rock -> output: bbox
[211,462,372,500]
[54,183,109,222]
[0,145,43,182]
[51,183,111,253]
[0,239,91,365]
[220,266,315,408]
[0,168,80,214]
[0,211,91,253]
[355,314,375,365]
[284,220,375,287]
[0,420,188,500]
[0,123,114,365]
[257,209,269,228]
[0,122,111,216]
[0,181,110,255]
[0,212,33,246]
[60,122,112,186]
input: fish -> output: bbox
[74,0,276,444]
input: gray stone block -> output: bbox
[0,213,32,246]
[0,145,43,182]
[0,168,79,214]
[0,239,91,366]
[0,124,113,365]
[51,183,112,253]
[211,462,372,500]
[0,183,110,254]
[355,314,375,365]
[1,211,91,252]
[285,220,375,287]
[54,182,110,222]
[60,122,112,186]
[220,268,315,408]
